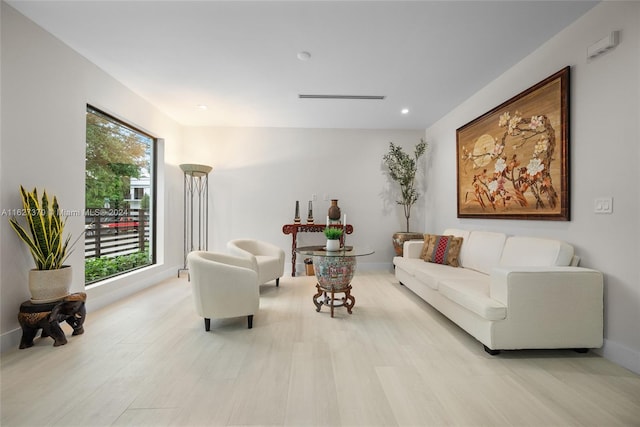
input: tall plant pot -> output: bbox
[28,266,72,304]
[392,232,424,257]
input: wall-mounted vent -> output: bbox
[587,30,619,60]
[298,94,386,100]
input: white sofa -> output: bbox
[393,228,604,354]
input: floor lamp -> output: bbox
[178,163,213,277]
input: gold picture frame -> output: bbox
[456,67,570,220]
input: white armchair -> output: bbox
[187,251,259,331]
[227,239,285,287]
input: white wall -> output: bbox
[424,2,640,374]
[181,126,425,273]
[0,3,185,350]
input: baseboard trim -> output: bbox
[356,262,394,272]
[598,338,640,375]
[84,263,179,312]
[0,328,21,353]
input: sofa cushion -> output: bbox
[414,263,487,290]
[462,231,507,274]
[439,279,507,321]
[392,257,424,277]
[420,234,463,267]
[499,236,574,267]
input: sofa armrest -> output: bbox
[490,266,603,305]
[402,240,424,259]
[490,266,604,347]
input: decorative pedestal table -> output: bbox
[296,245,374,317]
[17,292,87,349]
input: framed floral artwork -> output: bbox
[456,67,570,220]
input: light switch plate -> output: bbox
[594,197,613,214]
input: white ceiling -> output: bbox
[7,0,597,129]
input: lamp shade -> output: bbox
[180,163,212,177]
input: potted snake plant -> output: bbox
[383,139,428,256]
[8,186,79,303]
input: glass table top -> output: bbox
[295,245,374,257]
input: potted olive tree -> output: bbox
[383,139,427,256]
[8,186,79,303]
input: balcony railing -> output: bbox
[84,209,149,259]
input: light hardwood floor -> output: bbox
[2,271,639,426]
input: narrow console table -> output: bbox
[282,223,353,276]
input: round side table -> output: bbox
[296,245,374,317]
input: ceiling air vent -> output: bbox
[298,94,385,100]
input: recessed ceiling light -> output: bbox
[197,104,208,110]
[297,51,311,61]
[401,108,410,114]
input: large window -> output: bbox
[85,106,156,284]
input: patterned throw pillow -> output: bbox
[420,234,463,267]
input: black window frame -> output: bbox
[85,105,158,284]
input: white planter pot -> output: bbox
[326,239,340,251]
[28,266,72,303]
